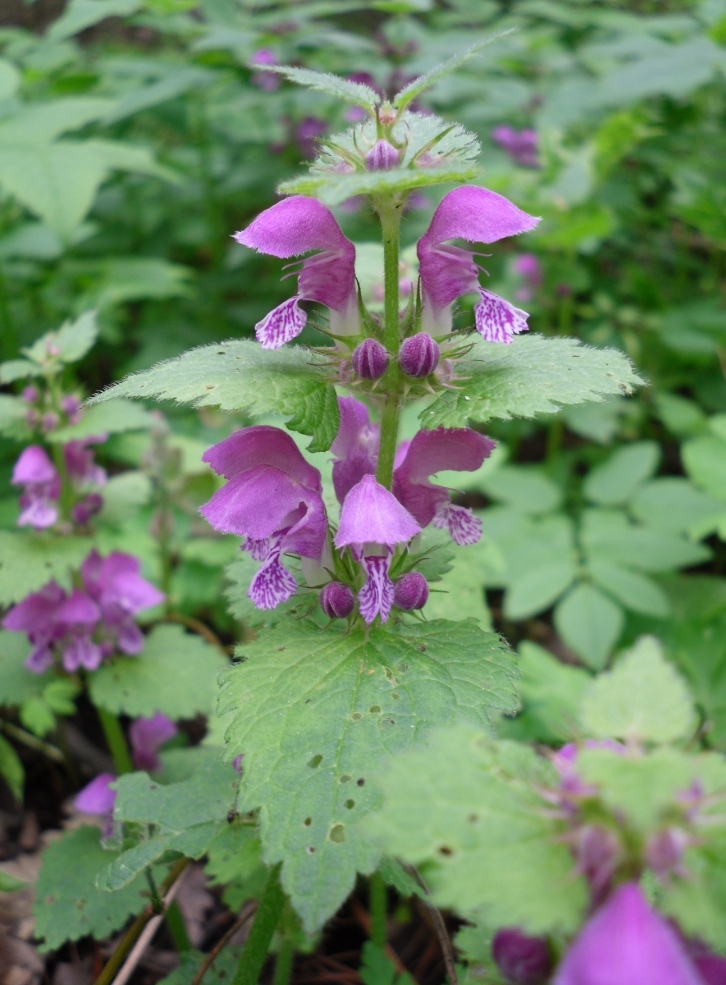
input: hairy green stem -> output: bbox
[97,706,133,775]
[375,200,403,490]
[369,870,387,948]
[232,864,286,985]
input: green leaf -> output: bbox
[368,727,587,933]
[98,751,238,891]
[155,949,240,985]
[21,310,99,366]
[0,532,93,606]
[0,871,27,893]
[576,747,697,831]
[89,340,340,452]
[480,465,562,515]
[204,822,267,911]
[0,632,49,708]
[504,559,577,620]
[47,0,142,42]
[583,441,660,505]
[630,479,723,535]
[0,60,19,101]
[683,433,726,503]
[89,624,227,720]
[98,472,153,527]
[0,140,171,242]
[554,583,623,670]
[420,336,643,429]
[0,734,24,801]
[279,164,481,207]
[579,636,697,743]
[502,642,591,743]
[49,400,156,442]
[392,32,513,110]
[587,558,670,618]
[219,618,517,931]
[34,826,150,951]
[261,65,380,108]
[423,550,491,627]
[0,99,114,144]
[0,360,43,384]
[580,509,710,573]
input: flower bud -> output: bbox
[365,139,399,171]
[319,582,356,620]
[574,824,622,902]
[352,339,389,380]
[41,412,59,433]
[61,395,83,420]
[394,572,429,611]
[492,928,553,985]
[645,827,689,882]
[399,333,440,378]
[21,385,38,404]
[71,493,104,526]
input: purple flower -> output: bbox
[416,185,539,342]
[366,139,399,171]
[492,928,553,985]
[334,475,421,624]
[200,426,327,610]
[64,438,107,490]
[295,116,327,158]
[392,427,495,545]
[492,126,540,168]
[81,551,164,656]
[129,713,178,772]
[319,581,356,620]
[75,772,116,837]
[331,397,494,546]
[554,883,704,985]
[512,253,543,302]
[352,338,389,380]
[235,196,358,349]
[399,332,440,379]
[250,48,281,91]
[12,446,61,529]
[393,571,429,611]
[2,582,101,673]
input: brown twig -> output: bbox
[407,866,458,985]
[164,611,231,656]
[191,901,258,985]
[94,859,190,985]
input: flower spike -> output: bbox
[235,196,358,348]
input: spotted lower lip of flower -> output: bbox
[234,196,358,349]
[416,185,539,341]
[201,428,328,610]
[334,475,421,624]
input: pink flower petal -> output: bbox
[235,196,351,258]
[422,185,539,251]
[334,475,421,550]
[203,426,321,491]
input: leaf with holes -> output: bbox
[218,618,517,932]
[367,726,587,933]
[419,336,643,428]
[89,341,339,452]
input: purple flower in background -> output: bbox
[295,117,327,158]
[250,48,281,91]
[81,551,164,657]
[334,475,421,623]
[512,253,543,302]
[235,196,358,348]
[417,185,539,341]
[554,883,704,985]
[200,427,327,610]
[492,126,540,168]
[129,713,178,772]
[492,928,553,985]
[393,427,495,545]
[75,772,117,835]
[3,582,100,673]
[64,437,107,490]
[12,446,61,529]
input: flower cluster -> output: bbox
[201,397,493,624]
[2,551,163,673]
[235,185,538,353]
